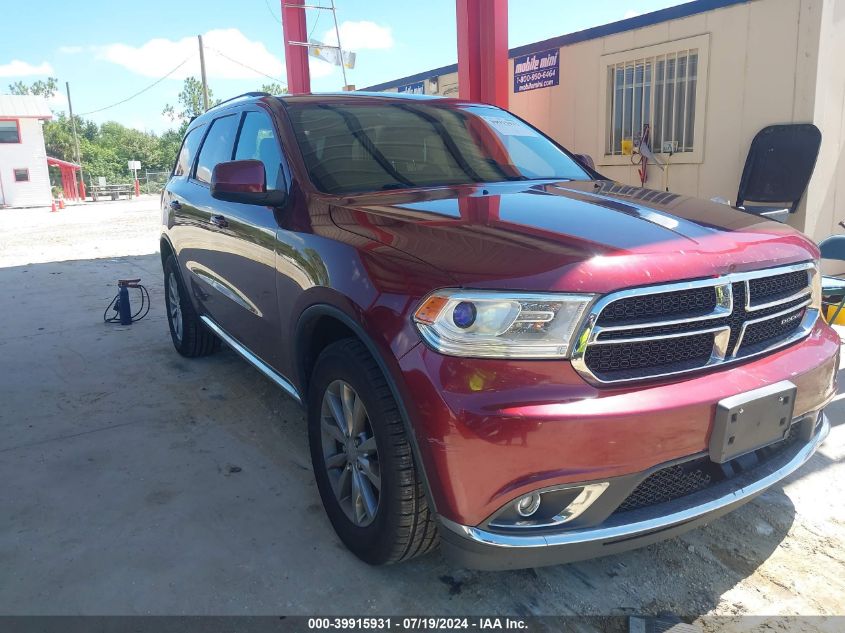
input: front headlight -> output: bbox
[413,290,595,358]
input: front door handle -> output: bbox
[210,214,229,228]
[170,200,182,211]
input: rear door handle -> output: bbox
[210,214,229,228]
[170,200,182,211]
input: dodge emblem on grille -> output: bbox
[780,312,802,326]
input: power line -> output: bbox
[264,0,281,23]
[78,56,195,116]
[263,0,323,38]
[309,8,322,40]
[205,46,288,86]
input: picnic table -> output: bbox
[89,183,134,201]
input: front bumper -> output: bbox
[397,320,839,527]
[439,413,830,570]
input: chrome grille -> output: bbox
[597,285,717,324]
[572,262,819,384]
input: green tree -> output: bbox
[42,113,180,185]
[42,112,77,159]
[163,77,221,134]
[259,82,288,95]
[8,77,59,99]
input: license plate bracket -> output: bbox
[709,380,797,464]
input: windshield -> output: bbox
[285,101,592,194]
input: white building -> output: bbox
[0,95,53,208]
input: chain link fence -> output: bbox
[142,170,170,194]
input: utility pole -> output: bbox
[329,0,349,89]
[198,35,209,111]
[65,82,85,199]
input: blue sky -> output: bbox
[2,0,688,133]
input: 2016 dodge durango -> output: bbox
[160,92,836,570]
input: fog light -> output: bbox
[515,492,542,517]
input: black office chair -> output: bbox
[819,234,845,324]
[737,124,821,223]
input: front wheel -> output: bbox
[307,338,438,565]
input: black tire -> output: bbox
[163,254,220,357]
[308,338,439,565]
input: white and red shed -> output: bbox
[0,94,53,208]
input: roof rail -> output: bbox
[211,91,274,109]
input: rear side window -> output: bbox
[195,114,239,184]
[173,125,205,178]
[235,111,284,190]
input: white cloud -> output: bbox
[321,21,394,51]
[309,58,335,79]
[94,29,285,82]
[0,60,54,77]
[623,10,642,19]
[58,45,83,54]
[47,90,68,112]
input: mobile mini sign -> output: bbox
[513,48,560,93]
[397,81,425,95]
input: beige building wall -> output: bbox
[800,0,845,240]
[506,0,828,235]
[390,0,843,241]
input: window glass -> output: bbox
[173,125,205,178]
[13,168,29,182]
[286,103,589,194]
[235,111,284,190]
[0,120,20,143]
[195,114,239,184]
[605,50,698,156]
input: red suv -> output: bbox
[160,92,836,570]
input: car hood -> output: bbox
[328,180,819,293]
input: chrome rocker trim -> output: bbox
[200,315,303,404]
[440,414,829,552]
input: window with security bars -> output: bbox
[605,49,699,156]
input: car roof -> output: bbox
[187,90,494,132]
[280,91,447,102]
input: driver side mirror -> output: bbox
[211,159,287,207]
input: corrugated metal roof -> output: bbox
[0,94,53,119]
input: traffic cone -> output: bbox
[58,196,65,209]
[51,199,57,212]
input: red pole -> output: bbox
[282,0,311,95]
[59,166,69,200]
[456,0,509,108]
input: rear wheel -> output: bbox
[163,254,219,357]
[308,338,439,565]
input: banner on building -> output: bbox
[513,48,560,93]
[397,81,425,95]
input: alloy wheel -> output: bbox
[320,380,381,526]
[167,272,183,343]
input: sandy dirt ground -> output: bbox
[0,197,843,626]
[0,196,161,267]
